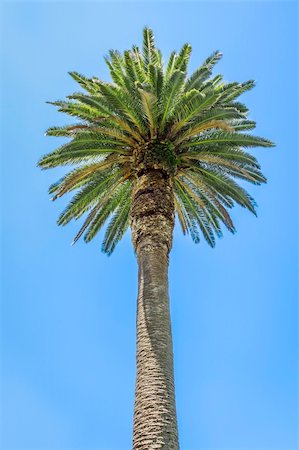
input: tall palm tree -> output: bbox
[38,28,274,450]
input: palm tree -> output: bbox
[38,28,274,450]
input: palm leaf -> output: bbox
[183,131,275,150]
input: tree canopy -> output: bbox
[38,27,274,254]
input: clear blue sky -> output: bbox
[1,1,298,449]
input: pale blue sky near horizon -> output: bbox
[1,1,298,449]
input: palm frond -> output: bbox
[183,131,275,150]
[142,27,159,68]
[158,70,186,132]
[139,89,157,138]
[73,180,131,246]
[185,50,222,92]
[102,195,131,254]
[68,71,100,94]
[174,43,192,73]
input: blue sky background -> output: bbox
[1,1,298,449]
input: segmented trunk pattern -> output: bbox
[130,169,179,450]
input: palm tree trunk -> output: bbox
[130,169,179,450]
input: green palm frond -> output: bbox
[139,89,158,138]
[68,71,100,94]
[158,70,186,132]
[74,180,132,246]
[39,27,274,252]
[57,170,127,226]
[142,27,160,68]
[169,91,221,137]
[183,131,274,150]
[165,51,178,80]
[82,191,127,244]
[102,195,132,255]
[185,50,223,92]
[148,64,164,98]
[174,44,192,73]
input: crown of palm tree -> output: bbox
[38,27,274,254]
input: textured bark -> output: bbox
[130,169,179,450]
